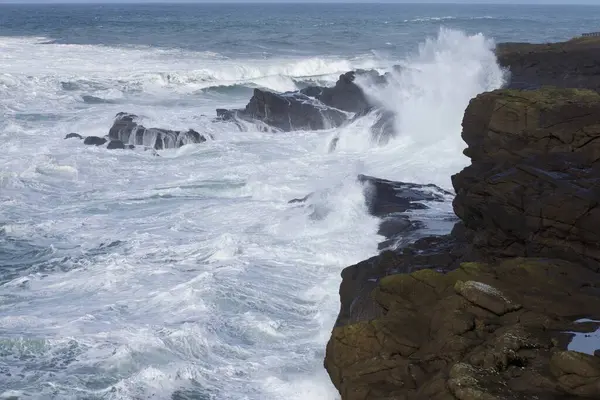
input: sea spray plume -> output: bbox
[348,28,506,188]
[357,28,506,147]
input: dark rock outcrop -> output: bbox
[107,140,134,150]
[327,258,600,400]
[300,71,371,113]
[325,88,600,400]
[453,88,600,270]
[83,136,107,146]
[65,133,83,140]
[108,113,208,150]
[290,174,451,250]
[497,36,600,91]
[216,71,377,132]
[217,89,348,132]
[359,174,451,217]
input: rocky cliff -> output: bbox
[496,36,600,90]
[324,87,600,399]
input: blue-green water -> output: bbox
[1,3,599,56]
[0,3,598,400]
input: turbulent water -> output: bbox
[0,3,598,400]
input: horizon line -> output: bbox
[1,1,599,4]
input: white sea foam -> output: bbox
[0,36,383,113]
[0,28,502,399]
[355,28,506,187]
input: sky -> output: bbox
[0,0,597,4]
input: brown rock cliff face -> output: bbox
[453,88,600,269]
[324,87,600,399]
[326,259,600,400]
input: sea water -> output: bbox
[1,3,598,399]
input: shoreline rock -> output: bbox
[215,71,385,133]
[324,84,600,399]
[289,174,452,251]
[327,258,600,400]
[109,112,209,150]
[496,36,600,91]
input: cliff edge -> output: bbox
[324,86,600,399]
[497,36,600,90]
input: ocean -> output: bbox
[1,3,599,400]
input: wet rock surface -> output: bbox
[64,132,83,140]
[83,136,107,146]
[326,259,600,400]
[453,88,600,269]
[108,113,208,149]
[66,113,209,151]
[325,86,600,399]
[290,174,452,251]
[496,37,600,91]
[216,71,386,133]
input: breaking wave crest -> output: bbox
[347,28,506,186]
[1,27,503,400]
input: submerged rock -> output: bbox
[64,132,83,140]
[83,136,107,146]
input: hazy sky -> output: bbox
[0,0,598,4]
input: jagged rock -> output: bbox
[299,71,371,113]
[325,87,600,400]
[359,174,451,217]
[83,136,107,146]
[229,89,348,132]
[65,133,83,140]
[325,258,600,400]
[215,71,379,132]
[497,36,600,91]
[453,88,600,268]
[108,113,208,149]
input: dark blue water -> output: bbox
[1,3,599,57]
